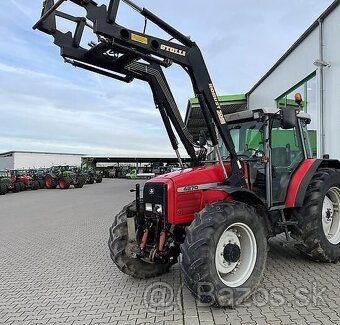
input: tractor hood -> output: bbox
[147,163,231,224]
[153,163,228,187]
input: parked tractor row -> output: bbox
[102,165,181,179]
[0,166,103,195]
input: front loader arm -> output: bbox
[33,0,246,186]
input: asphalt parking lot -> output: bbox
[1,179,340,325]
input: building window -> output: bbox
[276,72,317,156]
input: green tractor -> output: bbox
[0,171,10,195]
[84,168,103,184]
[70,166,88,186]
[81,158,102,184]
[44,166,85,189]
[28,168,47,189]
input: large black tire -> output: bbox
[0,183,7,195]
[108,202,170,279]
[74,176,85,188]
[293,168,340,262]
[38,180,45,189]
[32,181,40,190]
[20,183,26,191]
[181,201,268,307]
[13,182,21,193]
[87,176,95,184]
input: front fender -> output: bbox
[214,186,271,234]
[215,186,266,207]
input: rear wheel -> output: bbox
[181,201,268,307]
[96,175,103,183]
[20,183,26,191]
[294,168,340,262]
[108,201,170,279]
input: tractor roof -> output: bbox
[224,108,311,123]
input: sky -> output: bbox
[0,0,334,157]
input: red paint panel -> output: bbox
[285,159,316,208]
[147,161,250,225]
[176,192,202,216]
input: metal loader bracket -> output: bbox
[33,0,246,186]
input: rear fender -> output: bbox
[286,159,340,208]
[285,159,320,208]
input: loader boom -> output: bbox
[33,0,246,186]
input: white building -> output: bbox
[248,0,340,159]
[186,1,340,160]
[0,151,84,170]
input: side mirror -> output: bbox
[282,107,297,129]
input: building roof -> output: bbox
[185,94,247,141]
[83,156,191,164]
[0,151,85,157]
[248,0,340,95]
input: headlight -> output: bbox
[145,203,153,212]
[155,204,162,213]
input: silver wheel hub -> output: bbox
[215,222,257,287]
[322,187,340,244]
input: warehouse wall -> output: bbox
[248,4,340,159]
[0,155,14,170]
[13,152,82,169]
[248,28,319,109]
[321,7,340,158]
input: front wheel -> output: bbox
[45,175,57,189]
[181,201,268,307]
[32,181,39,190]
[13,182,21,193]
[108,201,170,279]
[87,176,95,184]
[0,183,7,195]
[74,176,85,188]
[58,177,71,189]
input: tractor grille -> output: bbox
[143,183,167,216]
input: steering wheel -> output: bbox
[239,148,259,158]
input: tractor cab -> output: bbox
[222,108,312,206]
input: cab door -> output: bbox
[270,118,305,204]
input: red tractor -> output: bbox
[11,170,39,191]
[34,0,340,307]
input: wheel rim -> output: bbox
[322,187,340,244]
[45,176,52,188]
[215,222,257,288]
[59,179,65,189]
